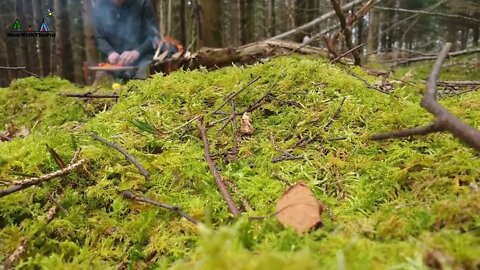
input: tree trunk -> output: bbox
[180,0,187,46]
[197,0,223,47]
[54,0,74,80]
[83,0,96,65]
[229,0,241,46]
[266,0,276,37]
[367,11,377,54]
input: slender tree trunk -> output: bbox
[83,0,96,65]
[367,11,377,54]
[230,0,241,46]
[266,0,276,37]
[32,0,45,76]
[180,0,187,45]
[197,0,223,47]
[239,0,247,44]
[473,27,479,46]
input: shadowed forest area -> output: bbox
[1,0,480,269]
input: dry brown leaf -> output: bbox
[240,112,254,136]
[275,182,324,234]
[0,123,30,142]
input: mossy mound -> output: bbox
[0,77,114,133]
[1,56,479,269]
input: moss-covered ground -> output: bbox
[0,56,479,269]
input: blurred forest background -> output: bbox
[0,0,479,87]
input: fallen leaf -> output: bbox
[0,123,30,142]
[240,112,254,136]
[423,249,455,270]
[276,182,324,234]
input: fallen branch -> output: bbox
[394,47,480,66]
[122,191,198,224]
[0,66,40,78]
[64,93,119,99]
[0,159,86,199]
[371,43,480,151]
[197,117,240,217]
[90,133,150,181]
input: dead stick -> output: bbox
[371,122,444,140]
[90,133,150,181]
[197,118,240,217]
[122,191,198,224]
[64,93,119,99]
[0,159,86,198]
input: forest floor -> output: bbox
[0,54,479,270]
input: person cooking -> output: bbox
[94,0,159,80]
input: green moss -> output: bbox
[1,56,480,269]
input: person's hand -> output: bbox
[119,50,140,66]
[108,52,120,64]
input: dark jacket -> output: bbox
[94,0,159,58]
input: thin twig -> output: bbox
[197,117,240,217]
[211,76,261,115]
[330,44,364,64]
[0,159,86,198]
[122,191,198,224]
[272,154,304,163]
[324,97,347,130]
[230,99,239,157]
[90,133,150,181]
